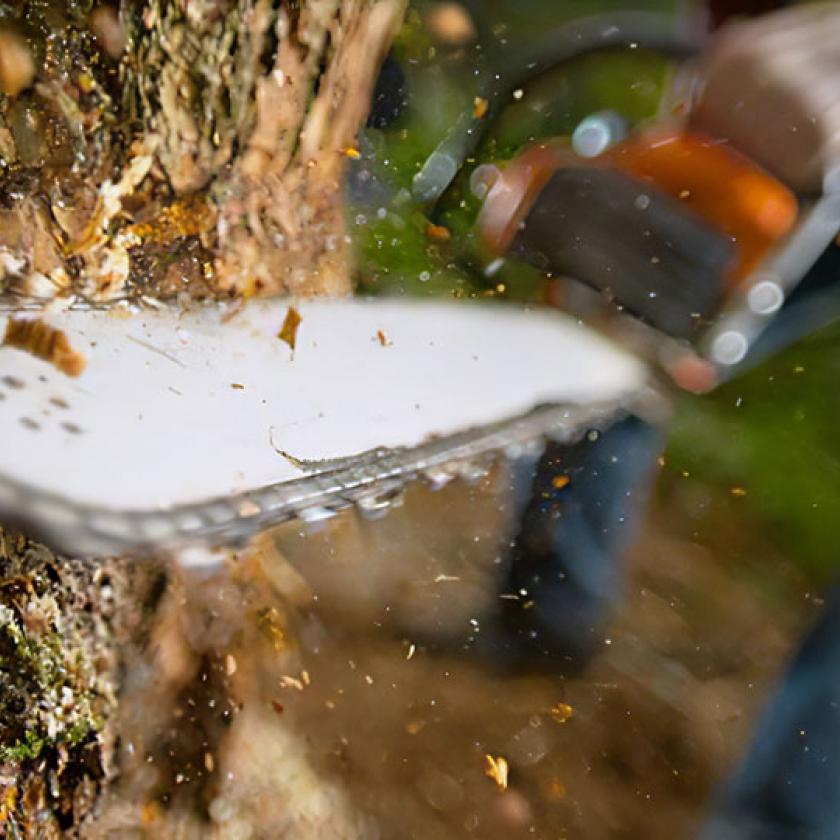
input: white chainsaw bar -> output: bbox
[0,298,649,556]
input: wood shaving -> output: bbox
[425,223,452,241]
[547,778,567,799]
[0,31,34,97]
[3,318,86,378]
[278,306,302,351]
[426,3,477,46]
[484,754,509,792]
[279,674,305,691]
[550,702,574,724]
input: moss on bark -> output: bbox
[0,528,165,836]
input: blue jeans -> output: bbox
[701,585,840,839]
[490,414,664,669]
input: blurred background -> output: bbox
[298,0,840,835]
[351,0,840,587]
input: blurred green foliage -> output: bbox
[669,323,840,580]
[355,5,673,297]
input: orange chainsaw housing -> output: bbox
[604,131,798,285]
[478,130,799,288]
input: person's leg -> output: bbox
[489,415,665,669]
[701,584,840,839]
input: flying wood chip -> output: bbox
[484,754,509,792]
[3,318,86,377]
[277,306,302,351]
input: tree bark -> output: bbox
[0,1,405,834]
[0,0,405,303]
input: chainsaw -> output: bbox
[0,6,837,562]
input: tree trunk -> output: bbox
[0,0,405,303]
[0,1,405,835]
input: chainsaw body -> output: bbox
[473,3,840,390]
[0,6,838,562]
[0,299,650,556]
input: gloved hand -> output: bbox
[692,1,840,194]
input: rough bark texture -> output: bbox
[0,528,165,836]
[0,1,404,835]
[0,0,405,304]
[0,527,379,837]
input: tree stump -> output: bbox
[0,1,405,834]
